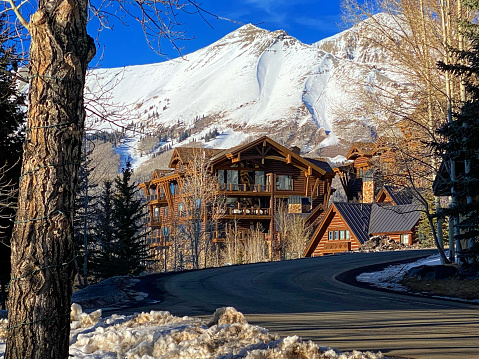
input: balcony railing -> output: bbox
[222,207,270,216]
[217,183,270,192]
[146,193,167,202]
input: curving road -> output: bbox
[118,250,479,359]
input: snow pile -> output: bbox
[0,304,392,359]
[356,254,441,291]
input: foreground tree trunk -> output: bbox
[6,0,95,357]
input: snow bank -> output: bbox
[0,304,392,359]
[356,254,441,291]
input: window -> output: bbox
[340,230,345,240]
[328,231,333,240]
[161,227,170,236]
[164,206,168,216]
[226,170,238,184]
[345,230,350,240]
[217,170,225,184]
[195,198,201,208]
[178,202,184,216]
[276,175,292,190]
[255,171,265,185]
[401,234,409,245]
[170,182,176,195]
[334,230,339,240]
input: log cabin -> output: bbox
[139,136,336,263]
[303,202,421,257]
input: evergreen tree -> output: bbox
[0,21,25,309]
[73,141,98,286]
[111,161,149,275]
[436,1,479,264]
[91,180,120,278]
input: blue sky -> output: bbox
[89,0,343,69]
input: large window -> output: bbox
[218,170,225,184]
[276,175,292,190]
[255,171,265,185]
[227,170,238,184]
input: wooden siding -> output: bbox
[311,209,361,256]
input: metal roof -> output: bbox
[334,202,372,244]
[369,203,421,234]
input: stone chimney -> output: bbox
[361,169,375,203]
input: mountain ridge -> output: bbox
[84,20,399,173]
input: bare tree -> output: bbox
[176,149,225,269]
[276,202,311,260]
[242,224,269,264]
[2,0,222,357]
[339,0,471,263]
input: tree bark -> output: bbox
[6,0,95,357]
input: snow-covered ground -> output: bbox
[356,253,441,291]
[357,253,479,304]
[0,304,392,359]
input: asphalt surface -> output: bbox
[110,250,479,359]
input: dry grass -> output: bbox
[401,277,479,300]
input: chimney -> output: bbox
[362,169,375,203]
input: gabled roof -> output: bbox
[169,147,224,168]
[210,136,334,177]
[303,157,334,173]
[151,169,173,181]
[346,142,377,159]
[304,201,422,256]
[375,185,415,205]
[334,202,372,244]
[432,160,465,196]
[369,204,421,234]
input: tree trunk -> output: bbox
[6,0,95,357]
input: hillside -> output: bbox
[84,19,402,175]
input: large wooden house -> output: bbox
[139,136,335,262]
[303,202,421,257]
[304,140,421,257]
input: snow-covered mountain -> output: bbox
[85,20,399,171]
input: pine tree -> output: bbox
[0,21,25,310]
[111,161,149,275]
[91,180,119,278]
[73,141,98,286]
[436,1,479,265]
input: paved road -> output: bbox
[116,250,479,359]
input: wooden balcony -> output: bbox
[142,216,161,227]
[323,241,351,253]
[148,234,172,247]
[217,183,271,195]
[146,193,168,205]
[219,207,271,219]
[212,230,268,243]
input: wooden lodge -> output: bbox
[139,136,335,262]
[303,202,421,257]
[304,140,421,257]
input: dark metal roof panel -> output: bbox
[334,202,372,244]
[369,204,421,234]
